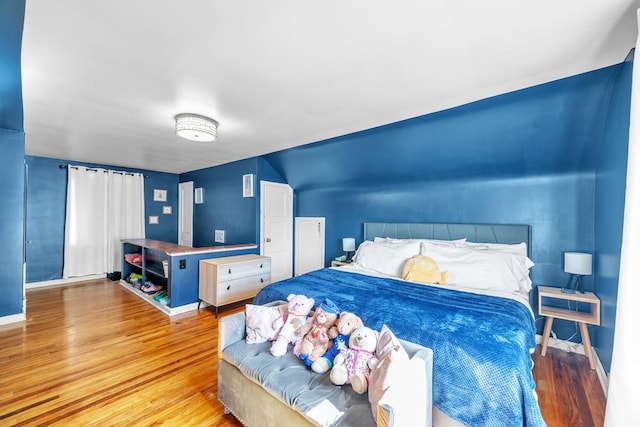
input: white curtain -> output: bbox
[604,9,640,426]
[107,170,145,273]
[63,166,145,278]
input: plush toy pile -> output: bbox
[245,293,391,397]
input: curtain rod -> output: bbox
[58,164,149,178]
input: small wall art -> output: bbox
[195,187,204,204]
[243,174,254,198]
[153,189,167,202]
[149,215,159,224]
[162,206,172,215]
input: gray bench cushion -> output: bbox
[222,339,374,426]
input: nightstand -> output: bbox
[537,285,600,370]
[331,260,351,267]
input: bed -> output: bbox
[254,222,546,427]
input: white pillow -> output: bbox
[464,241,528,257]
[374,236,466,247]
[353,240,421,277]
[369,325,410,422]
[376,357,427,427]
[245,304,283,344]
[420,242,533,293]
[461,242,533,292]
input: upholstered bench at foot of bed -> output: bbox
[217,310,433,427]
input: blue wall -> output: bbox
[177,156,287,249]
[24,153,288,285]
[0,0,25,317]
[25,155,178,283]
[0,130,25,317]
[180,158,260,247]
[594,53,633,372]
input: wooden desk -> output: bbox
[538,286,600,370]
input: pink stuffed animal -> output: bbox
[329,325,379,394]
[270,294,315,357]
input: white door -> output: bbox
[260,181,293,282]
[178,181,193,246]
[295,217,325,276]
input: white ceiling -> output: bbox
[21,1,640,174]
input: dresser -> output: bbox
[199,254,271,316]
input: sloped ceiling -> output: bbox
[264,65,624,189]
[20,0,640,174]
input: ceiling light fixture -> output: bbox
[175,113,218,142]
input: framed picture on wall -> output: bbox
[162,206,172,215]
[194,187,204,204]
[243,174,254,198]
[153,189,167,202]
[149,215,159,225]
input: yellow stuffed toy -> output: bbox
[402,255,449,284]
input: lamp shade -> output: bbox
[342,238,356,252]
[564,252,592,275]
[175,113,218,142]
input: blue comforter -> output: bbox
[255,268,546,427]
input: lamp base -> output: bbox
[562,274,584,294]
[345,251,353,263]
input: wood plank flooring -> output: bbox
[0,279,605,426]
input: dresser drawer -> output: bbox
[216,274,271,306]
[217,258,271,282]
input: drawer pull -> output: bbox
[260,278,264,283]
[260,263,263,268]
[226,284,231,291]
[228,268,232,274]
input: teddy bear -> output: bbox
[310,311,363,374]
[294,299,340,366]
[270,294,315,357]
[329,325,379,394]
[401,254,449,284]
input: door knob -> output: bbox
[266,238,272,242]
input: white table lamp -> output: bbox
[342,238,356,262]
[562,252,592,294]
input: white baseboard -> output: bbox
[26,274,106,289]
[535,333,609,396]
[0,312,26,326]
[594,350,609,398]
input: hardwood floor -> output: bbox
[532,346,606,427]
[0,279,605,426]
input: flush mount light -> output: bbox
[175,113,218,142]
